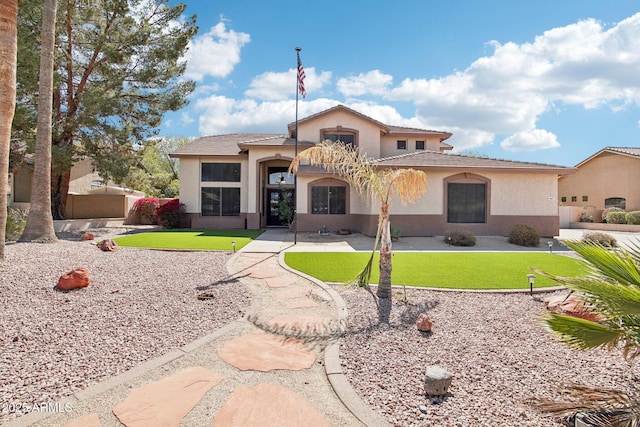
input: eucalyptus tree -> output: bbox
[0,0,18,259]
[290,141,427,300]
[14,0,197,220]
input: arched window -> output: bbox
[604,197,626,209]
[445,173,490,223]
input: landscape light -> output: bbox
[526,274,536,296]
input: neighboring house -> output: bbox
[558,146,640,215]
[171,105,574,237]
[9,157,142,218]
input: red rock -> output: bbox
[57,267,90,291]
[80,232,95,241]
[416,313,433,332]
[97,239,118,251]
[545,293,601,322]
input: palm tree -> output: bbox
[289,140,427,300]
[534,239,640,426]
[0,0,19,259]
[20,0,58,242]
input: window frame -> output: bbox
[397,140,407,150]
[444,173,490,224]
[201,187,241,216]
[310,184,347,215]
[201,162,241,182]
[321,128,358,148]
[415,140,425,150]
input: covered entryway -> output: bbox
[264,165,295,227]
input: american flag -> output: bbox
[297,51,306,98]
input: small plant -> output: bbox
[5,208,28,241]
[390,225,401,242]
[602,207,624,223]
[625,211,640,225]
[508,224,540,247]
[156,198,185,229]
[444,229,476,246]
[578,212,593,223]
[606,211,627,224]
[581,231,616,248]
[132,197,160,224]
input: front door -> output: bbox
[266,189,294,226]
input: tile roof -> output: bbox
[373,150,573,171]
[171,134,294,157]
[387,125,452,140]
[296,150,574,174]
[575,146,640,167]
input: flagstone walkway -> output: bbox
[9,229,385,427]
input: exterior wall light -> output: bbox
[547,241,553,253]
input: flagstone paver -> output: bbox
[246,268,280,279]
[217,333,316,371]
[211,383,332,427]
[264,275,296,288]
[112,367,223,427]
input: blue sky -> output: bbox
[162,0,640,167]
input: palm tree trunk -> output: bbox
[0,0,18,259]
[377,202,393,299]
[20,0,58,242]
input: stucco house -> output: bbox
[558,147,640,219]
[171,105,574,237]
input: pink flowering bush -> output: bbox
[156,198,185,229]
[132,197,160,224]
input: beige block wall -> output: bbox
[559,153,640,211]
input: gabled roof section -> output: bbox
[171,134,286,157]
[373,150,574,173]
[387,125,452,141]
[575,147,640,168]
[288,104,389,135]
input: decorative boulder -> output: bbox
[544,293,601,322]
[81,232,95,241]
[416,313,433,332]
[424,365,452,396]
[57,267,90,291]
[97,239,119,252]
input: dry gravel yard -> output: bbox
[338,287,640,427]
[0,231,249,423]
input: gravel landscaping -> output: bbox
[0,230,250,423]
[338,287,640,427]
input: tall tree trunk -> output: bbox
[20,0,58,242]
[0,0,18,259]
[51,169,71,219]
[377,203,393,299]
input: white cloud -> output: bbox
[183,19,250,81]
[500,129,560,152]
[337,70,393,97]
[245,68,332,101]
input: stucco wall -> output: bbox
[379,135,443,158]
[297,110,382,158]
[558,152,640,211]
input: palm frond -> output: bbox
[532,383,635,424]
[563,240,640,287]
[542,312,623,351]
[379,168,427,205]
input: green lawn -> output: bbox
[284,252,587,290]
[113,229,263,251]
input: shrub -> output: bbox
[390,225,401,242]
[156,198,185,229]
[578,212,593,223]
[626,211,640,225]
[582,231,617,248]
[606,211,627,224]
[5,208,28,241]
[132,197,160,224]
[508,224,540,247]
[444,229,476,247]
[602,207,624,223]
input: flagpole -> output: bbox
[294,47,302,245]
